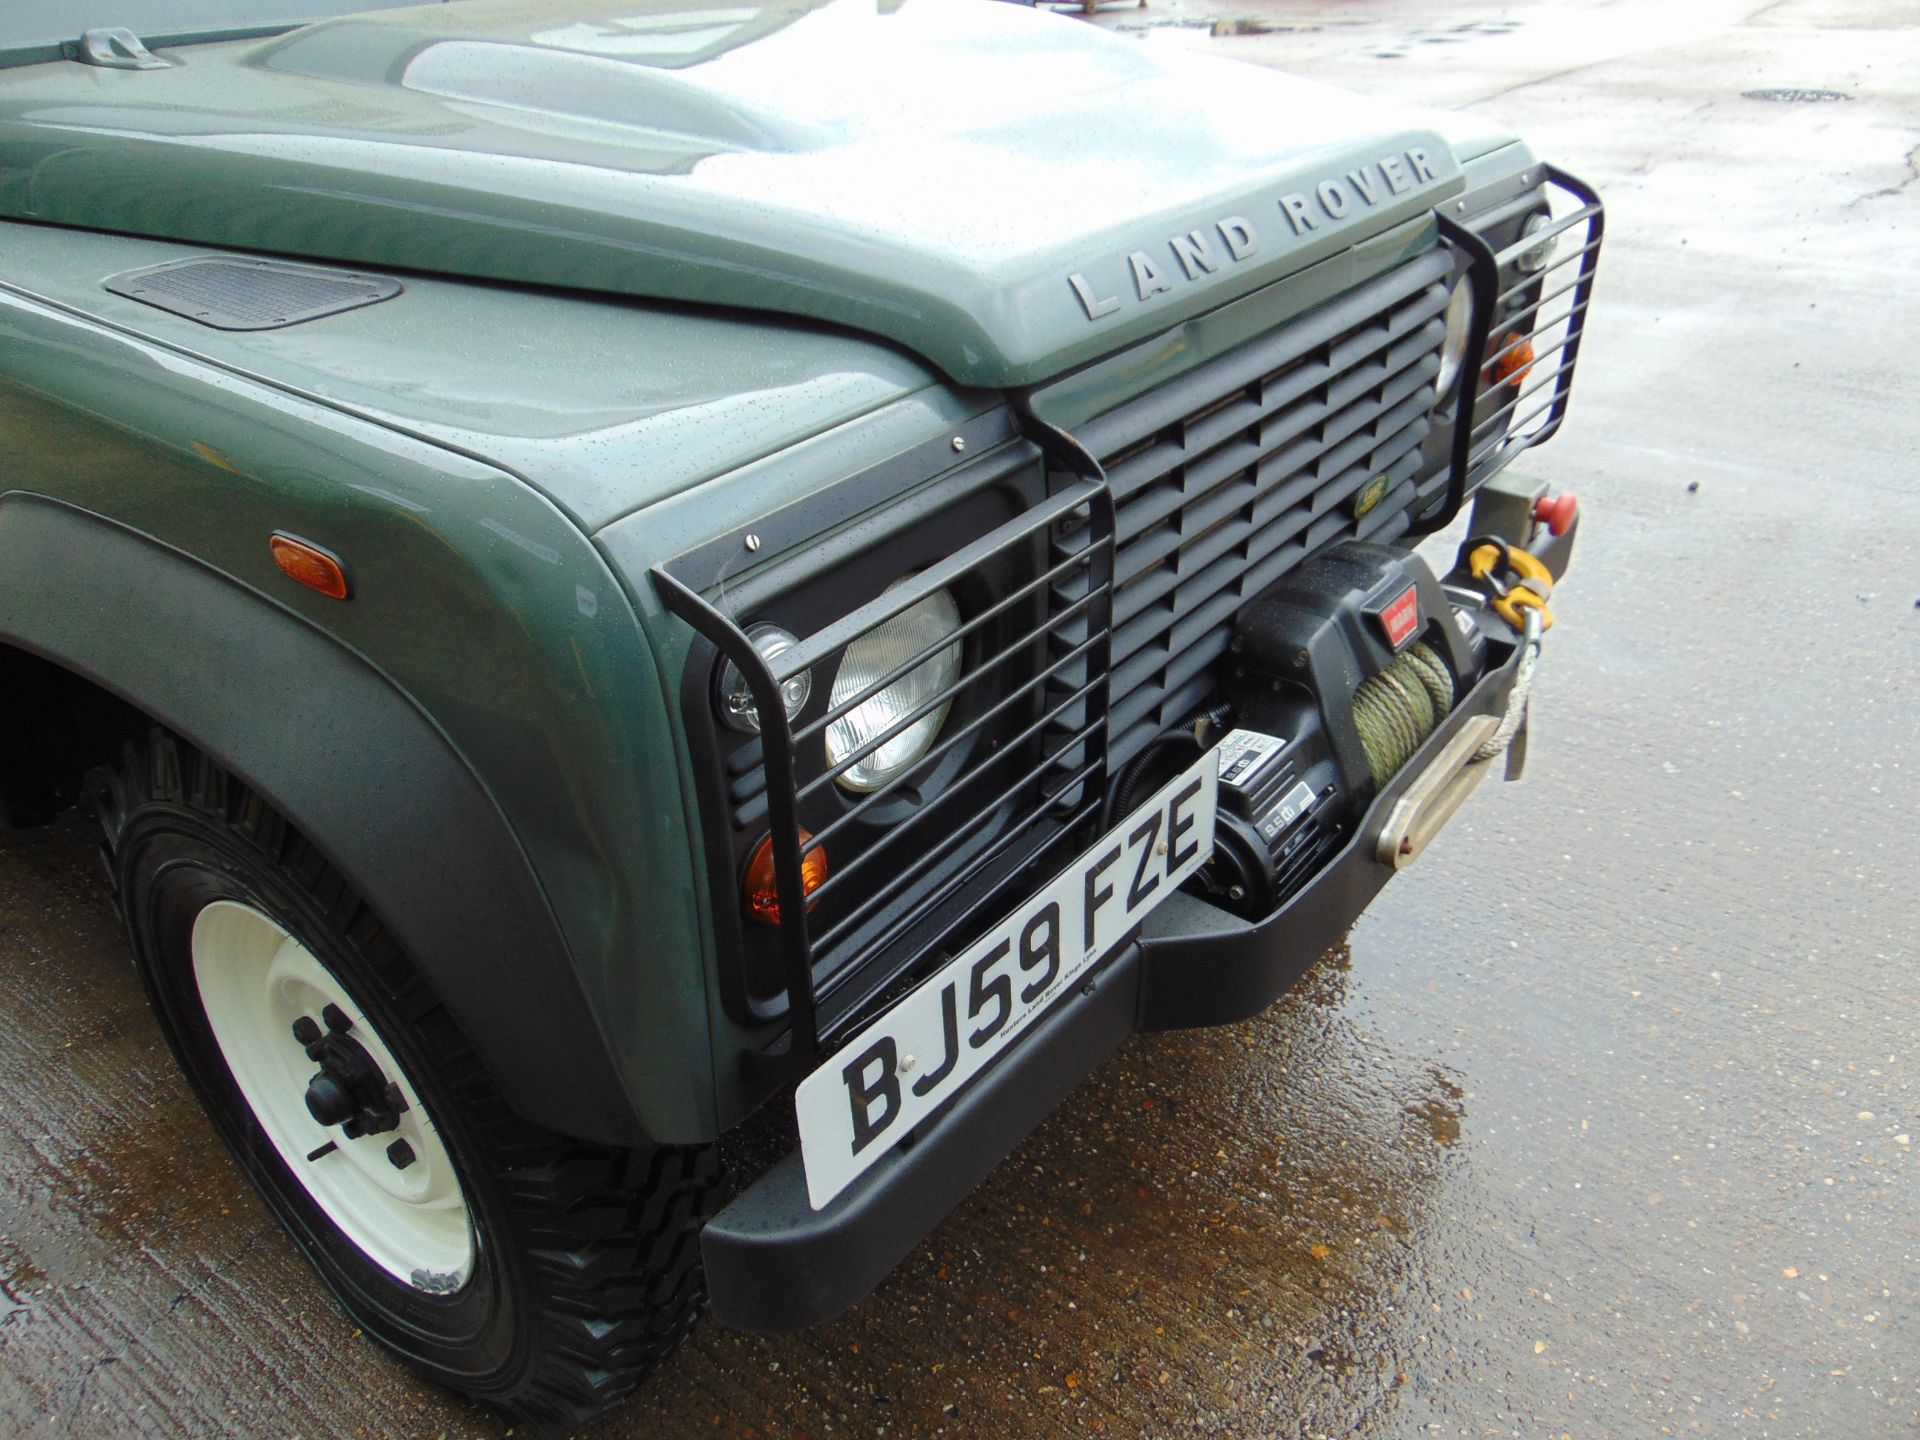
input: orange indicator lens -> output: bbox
[744,831,828,926]
[1487,332,1536,390]
[270,533,351,600]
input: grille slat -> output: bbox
[1110,348,1440,625]
[1092,258,1448,747]
[1116,330,1439,561]
[1078,247,1455,461]
[1105,298,1447,507]
[1110,411,1433,675]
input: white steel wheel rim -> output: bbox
[191,900,475,1291]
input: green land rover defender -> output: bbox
[0,0,1600,1421]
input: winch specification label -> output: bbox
[1217,728,1287,791]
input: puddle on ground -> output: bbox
[1405,1068,1467,1148]
[1296,940,1354,1009]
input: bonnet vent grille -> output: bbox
[104,257,401,330]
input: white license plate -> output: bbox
[795,753,1219,1210]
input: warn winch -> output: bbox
[1129,542,1450,915]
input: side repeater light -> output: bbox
[270,533,351,600]
[744,830,828,926]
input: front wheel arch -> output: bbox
[0,495,652,1147]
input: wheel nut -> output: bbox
[386,1139,416,1171]
[291,1015,321,1047]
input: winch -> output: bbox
[1167,541,1502,918]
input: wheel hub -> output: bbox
[294,1004,409,1139]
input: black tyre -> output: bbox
[99,729,721,1423]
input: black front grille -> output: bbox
[1072,249,1456,765]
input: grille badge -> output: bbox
[1353,475,1390,519]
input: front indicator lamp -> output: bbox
[717,624,810,734]
[825,586,963,793]
[1434,275,1473,404]
[1487,332,1536,390]
[743,830,828,926]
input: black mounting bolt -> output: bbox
[386,1139,416,1171]
[291,1015,321,1047]
[320,1003,353,1034]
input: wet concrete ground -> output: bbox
[3,0,1917,1435]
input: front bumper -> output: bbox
[701,510,1576,1332]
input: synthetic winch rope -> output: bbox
[1352,642,1455,785]
[1475,608,1543,762]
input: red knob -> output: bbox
[1533,492,1578,537]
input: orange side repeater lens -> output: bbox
[744,831,828,926]
[270,533,351,601]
